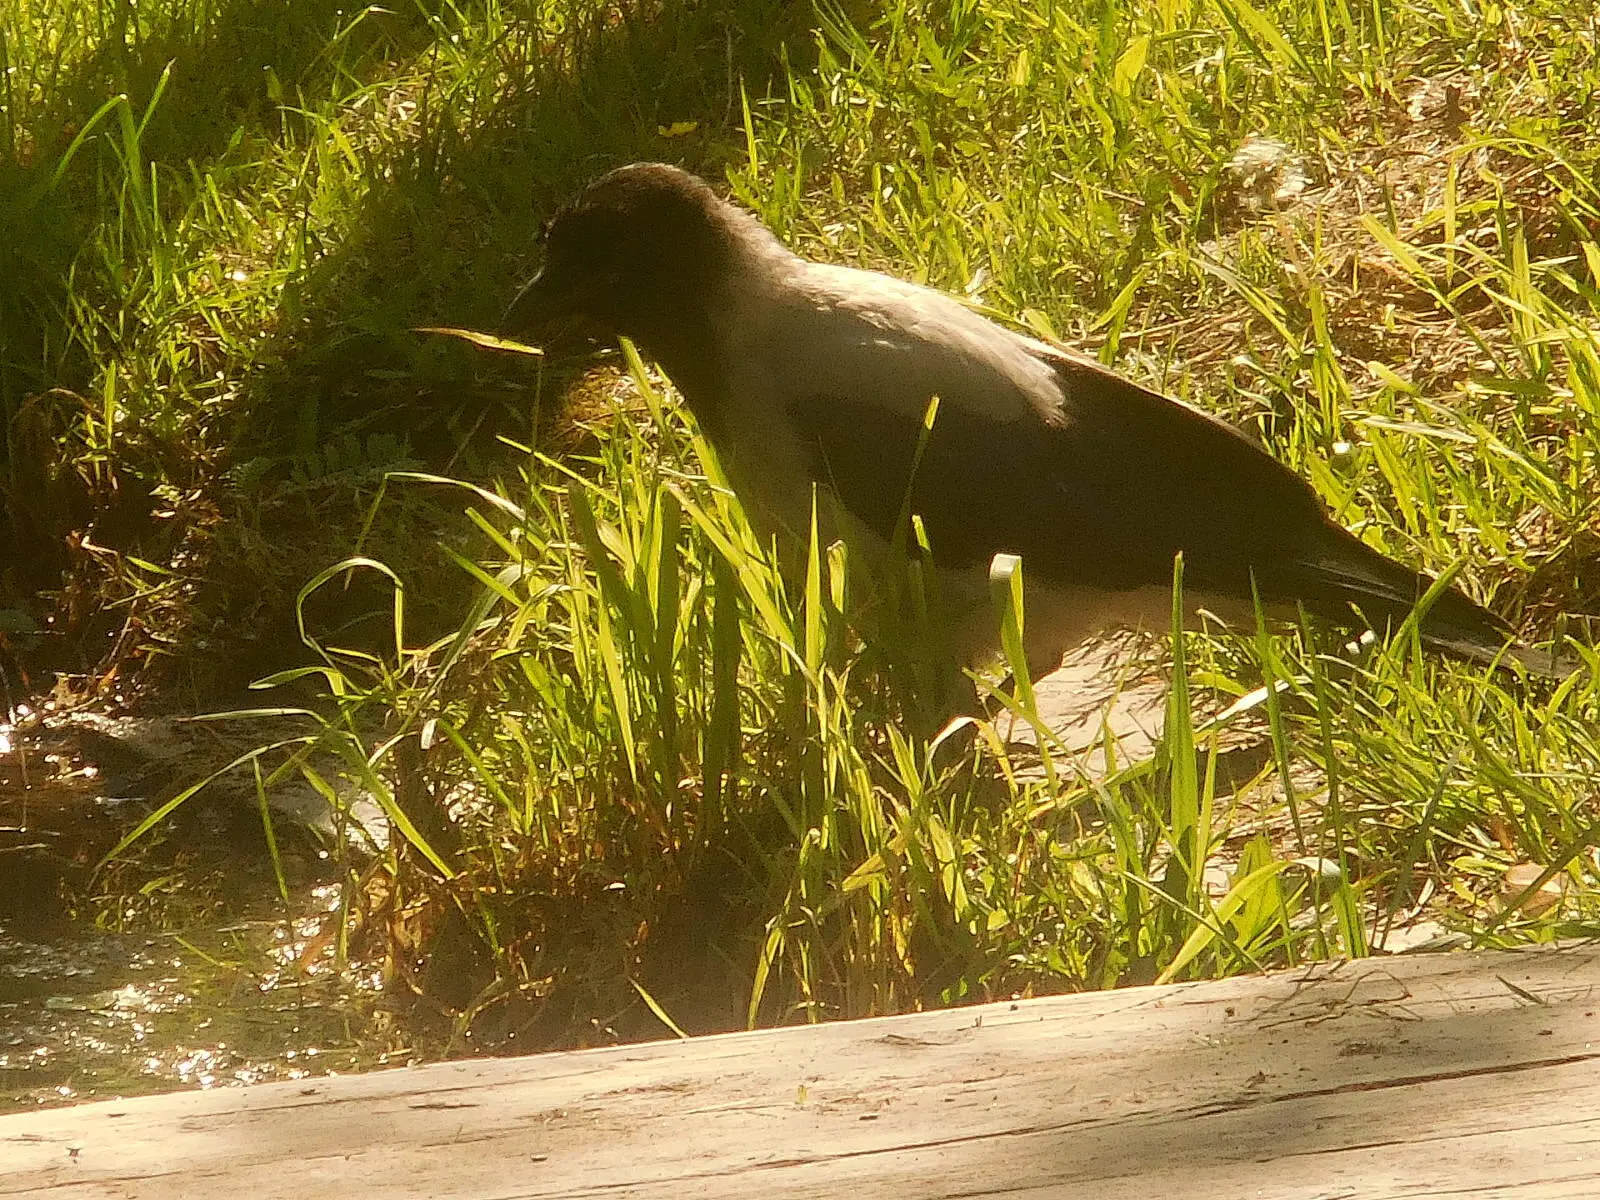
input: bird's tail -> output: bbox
[1264,525,1571,677]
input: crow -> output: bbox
[505,162,1553,679]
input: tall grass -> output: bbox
[3,0,1597,1049]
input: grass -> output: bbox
[2,0,1598,1054]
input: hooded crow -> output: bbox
[505,162,1542,677]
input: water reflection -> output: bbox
[0,710,386,1113]
[0,920,383,1109]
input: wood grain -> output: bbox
[3,943,1597,1198]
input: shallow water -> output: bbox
[0,709,387,1113]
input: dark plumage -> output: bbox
[505,162,1546,676]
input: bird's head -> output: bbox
[503,163,731,349]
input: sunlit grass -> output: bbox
[3,0,1597,1051]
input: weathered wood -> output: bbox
[3,944,1597,1199]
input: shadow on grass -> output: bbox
[1,0,444,428]
[0,0,848,694]
[242,0,825,446]
[0,0,446,671]
[198,0,834,697]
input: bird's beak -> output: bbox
[501,266,560,332]
[501,267,613,351]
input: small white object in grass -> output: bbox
[1503,863,1564,916]
[1294,856,1344,882]
[1332,440,1352,457]
[227,268,249,283]
[1378,919,1451,953]
[1338,628,1379,659]
[1204,863,1233,899]
[988,552,1023,587]
[1225,134,1311,209]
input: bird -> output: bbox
[503,162,1552,681]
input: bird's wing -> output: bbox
[781,330,1322,593]
[780,331,1511,650]
[1041,350,1513,645]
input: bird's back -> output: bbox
[711,252,1518,667]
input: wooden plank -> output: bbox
[3,944,1598,1199]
